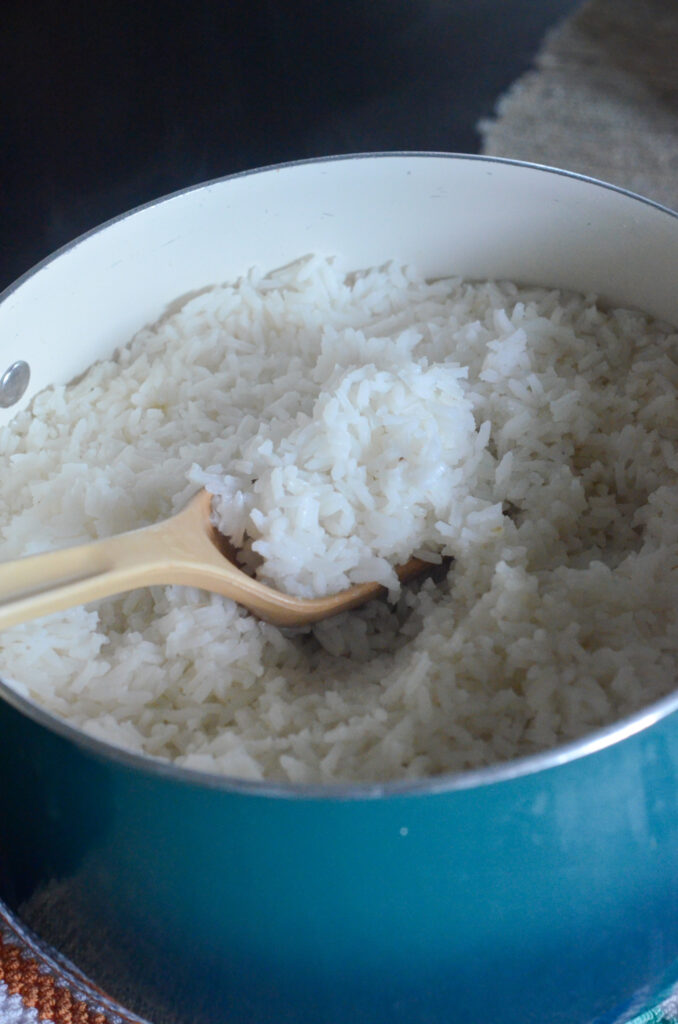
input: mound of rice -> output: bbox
[1,255,677,783]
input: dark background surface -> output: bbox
[1,0,579,293]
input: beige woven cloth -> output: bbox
[479,0,678,212]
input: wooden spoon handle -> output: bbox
[0,520,187,630]
[0,490,324,630]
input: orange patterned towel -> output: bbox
[0,907,145,1024]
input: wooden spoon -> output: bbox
[0,489,429,630]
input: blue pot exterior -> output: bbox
[1,692,677,1024]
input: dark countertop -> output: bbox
[1,0,579,293]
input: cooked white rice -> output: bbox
[1,255,677,783]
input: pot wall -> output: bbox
[1,694,678,1024]
[2,154,678,431]
[2,154,678,1023]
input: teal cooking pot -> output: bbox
[1,154,678,1024]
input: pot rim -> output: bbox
[1,150,677,801]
